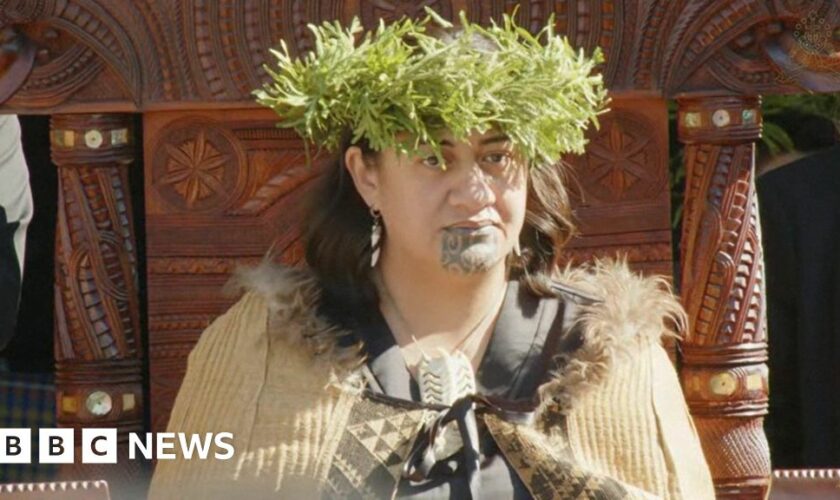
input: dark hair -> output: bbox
[302,25,578,330]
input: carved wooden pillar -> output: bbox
[50,114,145,491]
[676,95,770,498]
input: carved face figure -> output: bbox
[345,129,528,276]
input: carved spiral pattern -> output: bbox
[3,0,840,108]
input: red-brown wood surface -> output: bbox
[677,95,771,498]
[143,108,314,432]
[50,113,144,493]
[3,1,840,497]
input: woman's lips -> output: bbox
[445,224,497,235]
[448,220,497,229]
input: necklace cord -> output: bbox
[376,272,507,360]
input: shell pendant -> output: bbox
[417,348,477,406]
[416,349,477,459]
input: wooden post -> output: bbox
[676,94,771,498]
[50,113,146,494]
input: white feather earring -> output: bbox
[513,239,521,257]
[370,207,382,267]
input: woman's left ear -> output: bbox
[343,146,380,208]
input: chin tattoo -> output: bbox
[440,229,499,274]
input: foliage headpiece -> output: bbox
[254,8,610,167]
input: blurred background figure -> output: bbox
[0,114,57,484]
[0,114,33,349]
[759,144,840,468]
[756,95,840,468]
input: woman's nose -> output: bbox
[449,162,496,210]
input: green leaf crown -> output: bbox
[254,8,610,167]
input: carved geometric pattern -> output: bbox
[694,418,771,491]
[558,241,672,265]
[284,1,343,57]
[54,164,141,361]
[709,46,793,94]
[49,113,145,497]
[149,314,216,336]
[588,122,655,200]
[573,109,666,204]
[9,40,105,108]
[143,112,322,435]
[682,364,769,417]
[3,0,840,111]
[667,0,764,91]
[619,0,840,94]
[151,119,246,213]
[147,256,262,275]
[229,151,320,216]
[185,0,265,98]
[790,8,840,56]
[676,95,770,499]
[159,130,230,208]
[680,143,765,347]
[0,0,623,108]
[1,1,143,106]
[760,5,840,92]
[632,0,671,89]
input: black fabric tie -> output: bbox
[400,394,535,500]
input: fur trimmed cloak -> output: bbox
[148,260,714,499]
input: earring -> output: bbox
[513,239,521,257]
[370,207,382,268]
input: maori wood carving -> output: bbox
[4,0,840,497]
[561,96,672,276]
[51,113,145,490]
[144,109,314,432]
[2,0,839,113]
[677,95,770,498]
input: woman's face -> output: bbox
[346,130,528,275]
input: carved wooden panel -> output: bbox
[561,96,673,276]
[4,0,837,115]
[657,0,840,94]
[144,108,316,432]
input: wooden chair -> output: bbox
[2,2,839,498]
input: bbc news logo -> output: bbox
[0,429,234,463]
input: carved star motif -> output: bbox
[159,131,230,208]
[587,121,654,200]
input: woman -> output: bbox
[149,11,713,499]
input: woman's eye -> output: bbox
[421,155,443,169]
[483,152,511,167]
